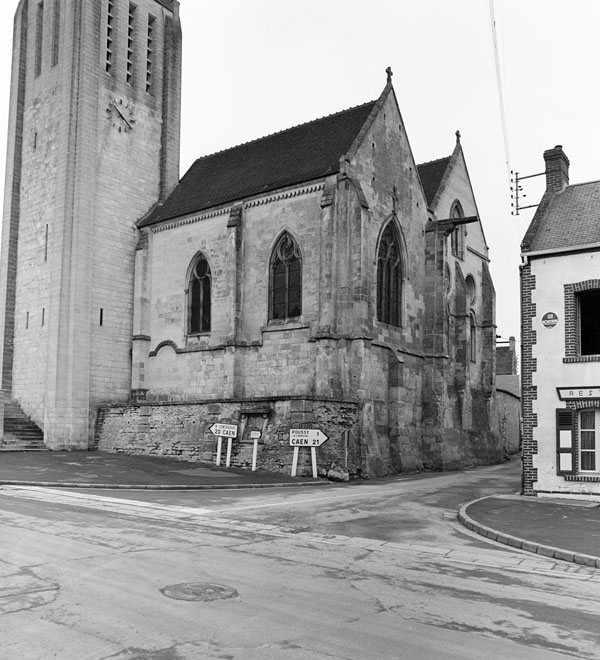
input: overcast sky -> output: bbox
[1,0,599,345]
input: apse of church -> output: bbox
[100,73,501,475]
[0,0,504,475]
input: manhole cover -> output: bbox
[160,582,238,602]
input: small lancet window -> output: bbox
[51,0,60,67]
[450,202,465,260]
[269,233,302,320]
[377,222,403,326]
[188,254,211,334]
[470,312,477,362]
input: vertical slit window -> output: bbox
[470,313,477,362]
[188,254,211,334]
[51,0,60,67]
[146,15,155,94]
[127,4,136,85]
[450,202,465,260]
[35,2,44,77]
[41,308,45,327]
[44,224,48,261]
[377,223,402,326]
[269,233,302,321]
[106,0,114,75]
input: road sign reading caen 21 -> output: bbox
[289,428,328,447]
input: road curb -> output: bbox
[0,479,331,491]
[458,496,600,569]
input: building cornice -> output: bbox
[150,183,325,233]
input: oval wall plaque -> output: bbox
[542,312,558,328]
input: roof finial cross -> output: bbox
[455,129,461,143]
[386,66,393,84]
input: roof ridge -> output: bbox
[190,99,378,164]
[565,179,600,189]
[417,154,451,168]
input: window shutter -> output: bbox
[556,409,576,475]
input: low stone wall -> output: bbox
[95,391,511,477]
[495,387,521,455]
[95,397,359,477]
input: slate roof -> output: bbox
[523,181,600,252]
[140,101,377,227]
[417,156,451,207]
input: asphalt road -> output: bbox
[0,460,598,659]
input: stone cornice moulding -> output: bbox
[151,207,232,233]
[244,184,325,209]
[150,184,326,234]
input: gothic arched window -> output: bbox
[377,222,403,326]
[269,233,302,320]
[188,253,211,334]
[450,202,465,260]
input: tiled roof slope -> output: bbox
[140,101,377,227]
[524,181,600,252]
[417,156,451,207]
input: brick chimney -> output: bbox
[543,145,569,193]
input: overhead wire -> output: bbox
[488,0,511,181]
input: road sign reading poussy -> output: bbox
[289,428,328,447]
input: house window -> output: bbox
[579,290,600,355]
[579,409,598,471]
[564,282,600,363]
[269,233,302,320]
[450,202,465,260]
[188,254,211,334]
[377,222,402,326]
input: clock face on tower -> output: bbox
[106,98,135,132]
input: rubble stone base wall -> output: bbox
[96,393,505,477]
[95,398,360,477]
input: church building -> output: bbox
[0,0,503,477]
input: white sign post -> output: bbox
[289,428,329,478]
[209,423,238,467]
[250,430,262,471]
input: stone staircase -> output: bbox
[0,400,46,451]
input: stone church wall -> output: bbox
[96,397,360,476]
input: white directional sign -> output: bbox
[209,423,238,438]
[289,428,329,447]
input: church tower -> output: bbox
[0,0,182,448]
